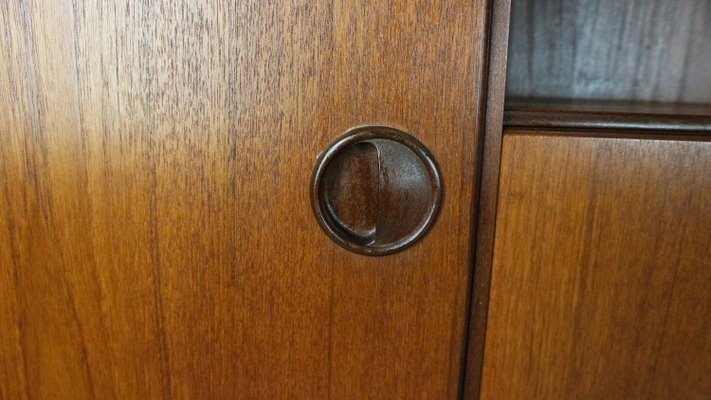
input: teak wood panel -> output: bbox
[0,1,489,398]
[480,132,711,399]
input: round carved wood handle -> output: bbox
[310,126,442,256]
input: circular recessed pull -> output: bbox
[310,126,442,256]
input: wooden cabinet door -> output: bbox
[0,2,489,398]
[481,131,711,399]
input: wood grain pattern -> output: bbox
[507,0,711,103]
[505,98,711,133]
[462,0,512,398]
[0,1,489,398]
[480,132,711,399]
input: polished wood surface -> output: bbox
[462,0,512,398]
[480,132,711,399]
[0,1,489,398]
[505,98,711,133]
[507,0,711,103]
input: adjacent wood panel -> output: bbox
[481,132,711,399]
[506,0,711,102]
[0,1,488,398]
